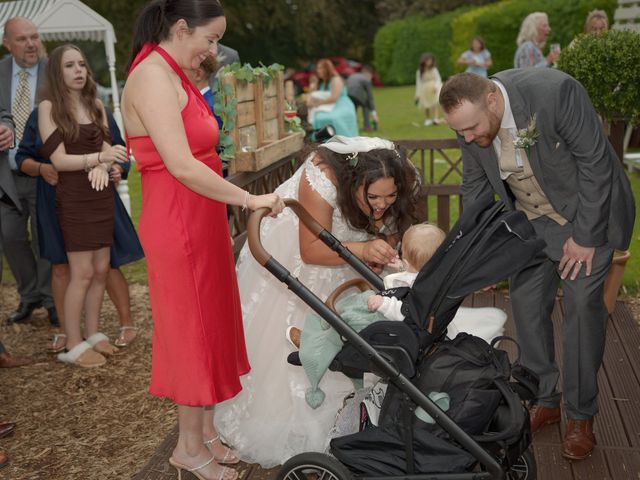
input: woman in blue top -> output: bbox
[457,36,492,77]
[306,58,358,137]
[16,107,144,354]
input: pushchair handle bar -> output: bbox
[325,278,372,313]
[248,199,384,290]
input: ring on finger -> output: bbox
[577,259,583,265]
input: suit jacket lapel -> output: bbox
[35,59,47,103]
[497,73,548,190]
[0,58,12,109]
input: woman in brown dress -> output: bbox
[38,44,129,367]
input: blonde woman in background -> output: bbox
[514,12,559,68]
[584,10,608,35]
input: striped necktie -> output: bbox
[12,69,31,142]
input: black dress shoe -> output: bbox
[47,307,59,327]
[6,301,41,324]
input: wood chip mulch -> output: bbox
[1,281,639,480]
[0,282,177,480]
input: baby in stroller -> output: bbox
[286,223,507,409]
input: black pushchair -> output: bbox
[246,197,546,480]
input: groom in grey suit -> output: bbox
[0,16,55,324]
[439,69,635,460]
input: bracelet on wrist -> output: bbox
[37,163,42,175]
[83,153,91,172]
[97,151,101,164]
[242,191,251,211]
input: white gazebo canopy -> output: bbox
[0,0,122,127]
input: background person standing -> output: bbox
[0,16,55,325]
[457,36,492,77]
[346,65,378,131]
[513,12,559,68]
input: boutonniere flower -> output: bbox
[513,114,540,153]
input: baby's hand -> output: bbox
[386,256,403,272]
[368,295,384,312]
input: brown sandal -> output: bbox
[57,342,106,368]
[114,326,138,347]
[86,333,118,356]
[47,333,67,354]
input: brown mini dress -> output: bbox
[40,124,114,252]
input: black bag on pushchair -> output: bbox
[331,333,536,475]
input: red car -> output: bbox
[286,56,382,94]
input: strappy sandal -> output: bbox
[204,435,240,465]
[169,455,238,480]
[86,332,118,356]
[114,326,138,347]
[47,333,67,354]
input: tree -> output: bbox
[375,0,497,21]
[222,0,381,67]
[84,0,148,80]
[81,0,498,81]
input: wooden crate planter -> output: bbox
[220,71,304,173]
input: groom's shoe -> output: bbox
[6,301,41,324]
[529,404,561,434]
[562,418,596,460]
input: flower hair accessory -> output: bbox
[319,135,399,167]
[513,114,540,152]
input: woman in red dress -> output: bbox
[121,1,284,479]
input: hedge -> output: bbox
[558,29,640,125]
[374,0,617,85]
[374,6,475,85]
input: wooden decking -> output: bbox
[134,292,640,480]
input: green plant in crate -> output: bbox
[213,81,237,161]
[219,62,284,87]
[557,29,640,126]
[214,62,285,160]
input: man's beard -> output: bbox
[475,111,501,148]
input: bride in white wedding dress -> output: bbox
[214,136,420,468]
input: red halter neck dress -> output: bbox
[127,45,249,405]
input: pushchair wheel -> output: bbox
[277,452,352,480]
[506,448,537,480]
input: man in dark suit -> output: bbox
[346,65,377,131]
[215,43,240,70]
[0,107,17,211]
[439,70,635,460]
[0,16,55,325]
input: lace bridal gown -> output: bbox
[215,157,372,468]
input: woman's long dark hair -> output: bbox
[44,44,108,143]
[310,144,421,238]
[126,0,224,72]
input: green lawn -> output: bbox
[2,85,639,290]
